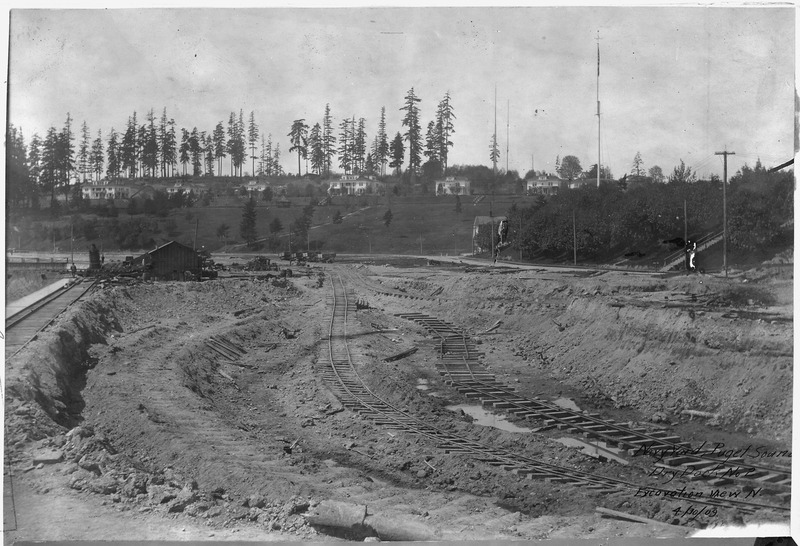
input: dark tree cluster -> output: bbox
[481,163,793,260]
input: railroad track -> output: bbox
[5,279,98,359]
[397,312,792,498]
[338,265,431,301]
[321,271,788,519]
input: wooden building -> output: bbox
[134,241,201,281]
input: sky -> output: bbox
[6,4,796,180]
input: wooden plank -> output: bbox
[596,507,684,527]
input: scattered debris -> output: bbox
[480,320,503,334]
[681,409,721,420]
[383,347,418,362]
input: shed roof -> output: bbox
[139,240,196,257]
[473,215,507,226]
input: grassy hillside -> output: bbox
[8,191,791,269]
[85,194,530,257]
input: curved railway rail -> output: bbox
[5,279,98,359]
[396,312,791,496]
[322,270,789,522]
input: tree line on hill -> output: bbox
[6,88,456,211]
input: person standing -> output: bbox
[685,240,697,273]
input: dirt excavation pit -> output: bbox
[3,259,792,541]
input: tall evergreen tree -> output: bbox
[203,132,214,176]
[377,106,389,176]
[157,109,176,178]
[489,133,500,174]
[189,127,202,176]
[121,113,138,178]
[631,151,644,177]
[258,135,268,176]
[436,92,455,175]
[213,121,227,176]
[389,132,404,175]
[308,123,323,175]
[142,109,159,177]
[288,119,309,176]
[41,126,60,206]
[226,112,237,176]
[322,103,336,177]
[235,110,246,176]
[137,123,148,177]
[224,110,246,176]
[369,135,380,175]
[28,133,42,190]
[338,118,353,174]
[272,143,282,176]
[179,128,190,175]
[6,125,31,208]
[164,118,177,177]
[78,121,90,182]
[400,88,422,175]
[354,117,367,174]
[248,111,259,176]
[424,120,439,162]
[90,129,104,181]
[62,112,75,186]
[262,134,274,176]
[106,128,120,180]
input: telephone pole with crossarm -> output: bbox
[715,149,735,277]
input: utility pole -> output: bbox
[572,210,577,265]
[683,199,688,246]
[715,149,735,277]
[596,30,601,189]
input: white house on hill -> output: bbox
[81,180,136,200]
[435,176,470,195]
[328,175,383,195]
[526,174,561,195]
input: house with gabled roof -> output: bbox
[132,240,201,281]
[526,174,562,196]
[328,175,384,196]
[435,176,471,196]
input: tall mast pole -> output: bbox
[493,84,498,177]
[596,31,601,189]
[506,99,510,173]
[491,84,497,259]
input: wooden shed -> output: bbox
[134,241,202,281]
